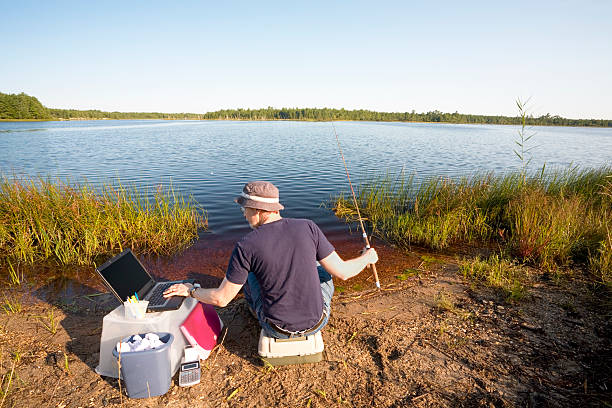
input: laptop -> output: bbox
[96,248,192,312]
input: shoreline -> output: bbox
[18,228,408,300]
[2,117,611,129]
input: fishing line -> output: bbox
[332,123,381,290]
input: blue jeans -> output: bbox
[244,266,334,339]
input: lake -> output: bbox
[1,120,611,241]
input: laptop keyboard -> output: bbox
[147,282,174,306]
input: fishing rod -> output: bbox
[333,123,381,290]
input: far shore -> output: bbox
[2,117,612,128]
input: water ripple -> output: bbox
[1,120,611,236]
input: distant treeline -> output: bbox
[2,91,611,127]
[0,92,202,121]
[202,107,612,127]
[0,92,52,120]
[48,108,202,120]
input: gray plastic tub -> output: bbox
[112,332,174,399]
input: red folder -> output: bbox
[180,302,223,360]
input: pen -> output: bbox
[134,292,139,301]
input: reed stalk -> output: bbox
[514,98,536,186]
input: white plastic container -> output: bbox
[124,300,149,319]
[95,297,197,378]
[258,330,324,366]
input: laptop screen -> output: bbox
[98,250,152,302]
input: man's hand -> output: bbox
[320,248,379,281]
[363,248,379,265]
[163,283,194,298]
[161,278,242,307]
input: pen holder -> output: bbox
[124,300,149,319]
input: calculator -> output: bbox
[178,360,201,387]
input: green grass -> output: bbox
[351,283,364,291]
[0,353,18,408]
[434,290,456,312]
[5,260,21,286]
[0,176,207,269]
[459,254,528,301]
[333,166,612,284]
[1,293,22,314]
[37,309,58,334]
[396,268,419,281]
[590,224,612,287]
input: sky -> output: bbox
[1,1,611,119]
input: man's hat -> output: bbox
[235,181,285,211]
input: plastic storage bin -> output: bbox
[96,297,197,378]
[112,332,174,399]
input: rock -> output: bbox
[45,351,62,366]
[520,322,543,332]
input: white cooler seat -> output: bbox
[258,329,324,366]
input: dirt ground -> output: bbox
[0,245,610,408]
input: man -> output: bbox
[163,181,378,339]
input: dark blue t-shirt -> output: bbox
[225,218,335,331]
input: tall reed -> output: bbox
[333,166,612,281]
[507,189,587,269]
[589,175,612,285]
[0,176,207,268]
[334,171,524,249]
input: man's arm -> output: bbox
[163,277,243,307]
[319,248,378,281]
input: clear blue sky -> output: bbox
[1,1,610,119]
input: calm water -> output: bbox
[1,120,611,239]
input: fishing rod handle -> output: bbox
[363,243,381,289]
[371,262,381,289]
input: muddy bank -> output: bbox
[0,241,610,407]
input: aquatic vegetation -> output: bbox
[334,166,612,283]
[589,221,612,287]
[508,189,587,269]
[0,176,207,268]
